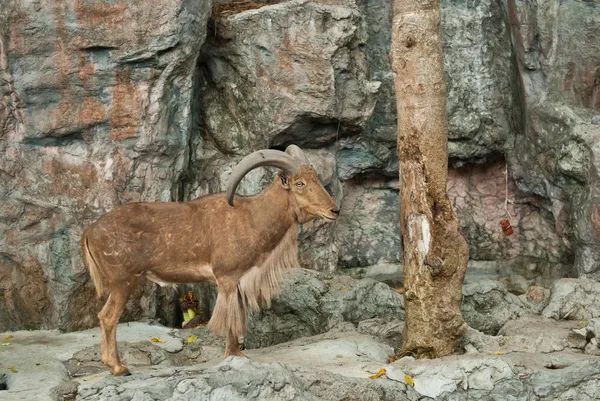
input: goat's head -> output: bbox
[226,145,339,223]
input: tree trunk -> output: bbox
[390,0,469,358]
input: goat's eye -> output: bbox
[295,181,305,188]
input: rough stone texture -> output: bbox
[338,159,574,286]
[332,0,523,275]
[75,357,408,401]
[516,0,600,108]
[63,326,225,378]
[335,180,400,269]
[0,320,191,401]
[440,0,516,166]
[450,159,574,286]
[543,278,600,320]
[357,318,404,350]
[586,337,600,356]
[463,315,598,355]
[199,0,379,155]
[509,0,600,278]
[3,285,600,400]
[337,0,600,283]
[165,270,405,351]
[245,268,405,349]
[344,0,516,175]
[510,103,600,279]
[73,336,600,401]
[0,0,211,332]
[236,272,560,347]
[461,280,547,335]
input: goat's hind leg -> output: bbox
[98,284,136,376]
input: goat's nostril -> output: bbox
[332,209,340,215]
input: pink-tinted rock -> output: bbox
[448,159,572,283]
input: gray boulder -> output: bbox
[462,280,541,335]
[245,268,404,349]
[543,279,600,320]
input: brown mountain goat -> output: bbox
[81,145,339,375]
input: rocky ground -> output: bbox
[1,270,600,401]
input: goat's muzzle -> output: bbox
[321,208,340,222]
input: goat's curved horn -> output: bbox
[285,144,309,164]
[227,149,302,206]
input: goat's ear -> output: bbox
[279,172,290,189]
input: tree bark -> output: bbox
[390,0,469,358]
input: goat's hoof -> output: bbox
[110,365,131,376]
[224,351,247,358]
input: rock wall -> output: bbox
[0,0,211,331]
[508,0,600,279]
[1,0,599,331]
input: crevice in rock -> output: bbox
[270,117,358,150]
[79,45,119,52]
[544,363,569,370]
[20,132,85,147]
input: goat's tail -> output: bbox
[81,230,108,299]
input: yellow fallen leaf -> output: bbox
[7,366,18,373]
[1,342,10,346]
[494,351,503,355]
[368,368,386,379]
[578,320,586,326]
[2,334,13,341]
[187,335,198,343]
[83,375,103,383]
[343,287,349,291]
[150,337,165,343]
[404,374,414,387]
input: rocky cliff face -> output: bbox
[0,0,212,331]
[1,0,599,331]
[508,0,600,280]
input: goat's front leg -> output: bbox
[207,279,249,359]
[225,329,246,358]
